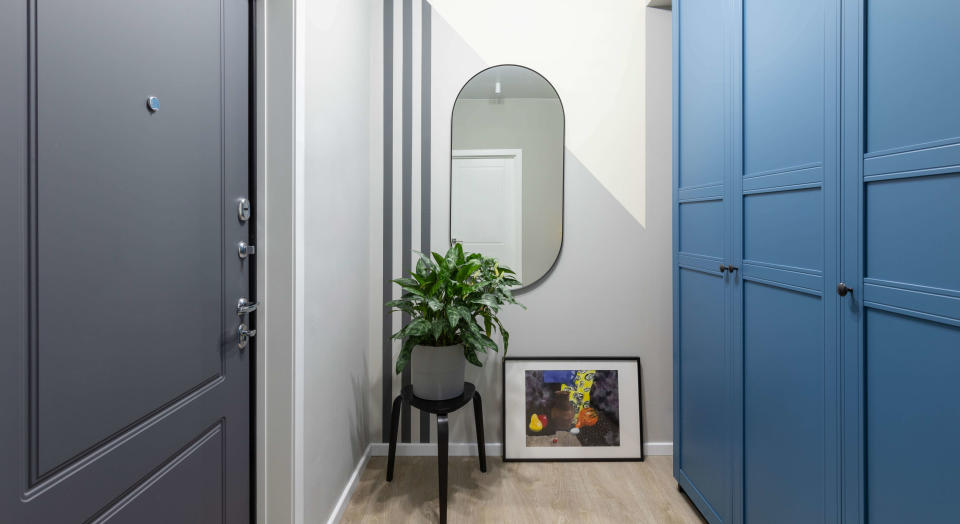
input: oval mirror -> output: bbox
[451,65,564,290]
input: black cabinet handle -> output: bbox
[727,265,738,273]
[719,265,728,273]
[837,282,853,296]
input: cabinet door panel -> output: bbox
[743,188,823,271]
[737,0,840,522]
[844,2,960,521]
[743,0,824,175]
[680,200,724,257]
[865,173,960,291]
[743,283,825,523]
[865,0,960,153]
[678,0,726,189]
[865,310,960,524]
[677,269,730,523]
[675,1,732,522]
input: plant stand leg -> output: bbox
[473,391,487,472]
[386,395,402,481]
[437,414,449,524]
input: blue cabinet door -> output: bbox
[674,1,733,522]
[733,1,842,523]
[842,1,960,522]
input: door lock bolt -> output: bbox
[238,241,256,259]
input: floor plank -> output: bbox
[339,455,706,523]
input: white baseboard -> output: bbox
[644,441,673,456]
[368,441,673,457]
[368,442,502,457]
[326,445,371,524]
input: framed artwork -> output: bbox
[502,357,643,461]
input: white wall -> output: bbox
[302,0,375,521]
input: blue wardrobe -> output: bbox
[672,1,960,523]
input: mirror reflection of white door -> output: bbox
[451,149,523,282]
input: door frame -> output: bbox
[255,0,306,522]
[450,148,523,278]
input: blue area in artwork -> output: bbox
[542,370,575,384]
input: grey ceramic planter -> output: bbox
[410,344,466,400]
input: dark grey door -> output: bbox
[1,0,251,522]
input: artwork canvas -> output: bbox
[525,370,621,447]
[503,358,643,461]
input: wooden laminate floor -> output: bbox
[339,455,707,523]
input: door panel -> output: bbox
[1,0,250,521]
[865,173,960,291]
[743,283,824,523]
[743,188,823,271]
[865,310,960,524]
[865,0,960,153]
[849,2,960,521]
[95,425,224,524]
[737,0,839,522]
[37,0,223,466]
[679,200,724,257]
[677,269,730,523]
[451,154,523,278]
[675,1,731,522]
[37,0,224,472]
[678,0,726,190]
[743,0,824,175]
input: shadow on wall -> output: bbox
[351,368,370,458]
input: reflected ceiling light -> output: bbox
[495,81,501,95]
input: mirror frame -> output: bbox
[448,64,565,293]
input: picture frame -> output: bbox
[501,357,643,462]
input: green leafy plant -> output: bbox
[386,243,524,374]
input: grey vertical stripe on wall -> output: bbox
[383,0,434,444]
[400,0,413,443]
[381,0,394,443]
[418,0,432,443]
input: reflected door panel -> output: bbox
[452,151,523,281]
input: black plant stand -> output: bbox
[386,382,486,524]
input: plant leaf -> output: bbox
[430,318,444,341]
[478,333,498,351]
[393,277,419,288]
[456,261,481,282]
[385,299,410,307]
[446,307,461,329]
[395,338,416,374]
[473,294,499,309]
[402,318,430,338]
[387,303,414,315]
[493,317,510,354]
[464,347,483,367]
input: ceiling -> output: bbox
[457,65,559,100]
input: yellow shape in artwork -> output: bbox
[529,413,544,432]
